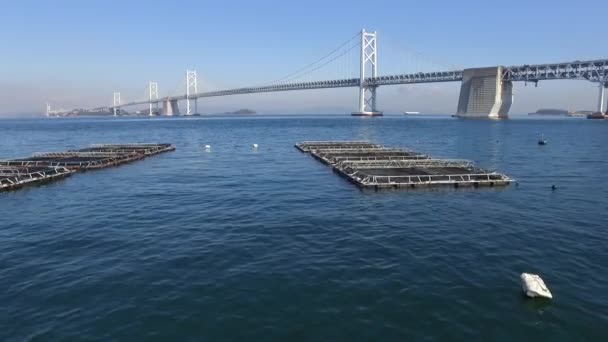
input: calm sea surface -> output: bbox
[1,115,607,341]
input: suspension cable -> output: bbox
[260,31,361,86]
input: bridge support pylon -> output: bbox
[113,92,121,116]
[186,70,198,115]
[597,81,606,114]
[352,29,382,116]
[149,82,159,116]
[163,99,180,116]
[456,66,512,119]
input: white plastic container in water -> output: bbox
[204,145,211,149]
[521,273,553,299]
[253,144,258,148]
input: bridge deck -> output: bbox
[111,58,607,110]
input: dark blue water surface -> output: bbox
[1,115,607,341]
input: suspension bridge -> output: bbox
[89,29,608,119]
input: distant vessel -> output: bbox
[586,112,607,120]
[567,110,593,118]
[403,111,421,115]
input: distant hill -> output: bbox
[222,109,256,115]
[72,109,113,116]
[528,108,569,116]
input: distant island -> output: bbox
[47,108,113,117]
[221,109,256,115]
[46,108,257,117]
[528,108,595,117]
[528,108,569,116]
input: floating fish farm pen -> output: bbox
[295,141,382,153]
[336,159,511,188]
[0,166,74,192]
[77,143,175,156]
[0,143,175,192]
[296,141,512,189]
[1,151,146,170]
[312,148,430,165]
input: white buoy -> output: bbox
[204,145,211,150]
[253,144,258,148]
[521,273,553,299]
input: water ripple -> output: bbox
[1,116,607,340]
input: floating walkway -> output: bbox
[0,143,174,192]
[295,141,383,152]
[296,141,512,189]
[1,166,74,192]
[76,143,175,156]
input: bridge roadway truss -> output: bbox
[117,59,607,109]
[117,70,467,108]
[503,59,608,83]
[105,25,608,117]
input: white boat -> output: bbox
[403,111,421,115]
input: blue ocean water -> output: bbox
[0,115,607,341]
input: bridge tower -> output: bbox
[149,82,159,116]
[46,103,51,117]
[186,70,198,115]
[113,92,121,116]
[352,29,382,116]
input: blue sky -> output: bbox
[0,0,606,115]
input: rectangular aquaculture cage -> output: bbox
[296,141,512,190]
[78,143,175,156]
[0,151,145,170]
[336,160,511,189]
[0,166,74,192]
[311,148,430,165]
[295,141,381,152]
[0,143,175,192]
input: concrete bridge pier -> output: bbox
[456,66,512,119]
[598,81,606,114]
[162,99,180,116]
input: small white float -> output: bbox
[521,273,553,299]
[253,144,258,148]
[204,145,211,149]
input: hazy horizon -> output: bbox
[1,0,606,116]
